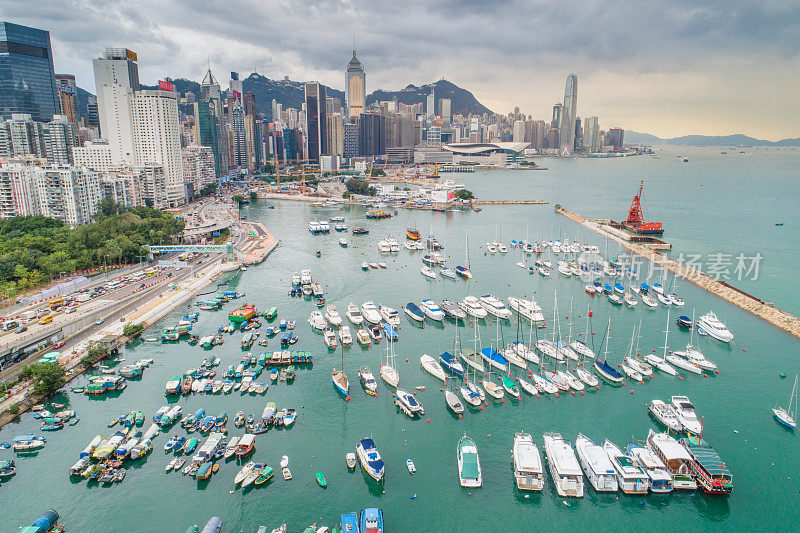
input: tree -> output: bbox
[123,323,144,337]
[233,194,244,203]
[20,362,65,396]
[345,178,376,196]
[454,189,475,200]
[249,191,257,201]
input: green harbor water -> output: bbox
[1,146,799,531]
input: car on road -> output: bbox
[15,326,27,334]
[65,307,76,314]
[95,319,105,325]
[53,341,66,349]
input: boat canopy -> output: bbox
[238,434,256,448]
[682,437,731,477]
[460,449,480,480]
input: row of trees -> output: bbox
[0,201,184,297]
[345,178,377,196]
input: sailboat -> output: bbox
[773,375,798,429]
[570,303,596,359]
[481,322,505,399]
[331,334,349,397]
[444,329,466,414]
[669,274,685,307]
[644,314,678,375]
[665,308,701,374]
[460,317,486,406]
[455,231,472,279]
[380,328,400,388]
[620,325,644,381]
[593,318,624,383]
[673,309,717,371]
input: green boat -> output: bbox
[255,465,274,485]
[315,472,327,487]
[229,303,257,324]
[183,437,199,454]
[500,375,519,397]
[265,307,278,319]
[195,462,213,480]
[134,411,145,427]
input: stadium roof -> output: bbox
[443,142,529,154]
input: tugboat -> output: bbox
[406,226,421,241]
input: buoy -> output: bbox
[679,376,684,381]
[458,414,462,419]
[630,390,634,394]
[405,358,408,362]
[346,396,351,401]
[426,418,430,423]
[479,405,484,410]
[580,391,584,396]
[622,382,626,386]
[555,393,559,398]
[536,394,540,398]
[440,388,443,391]
[640,381,644,385]
[502,398,505,403]
[571,391,575,396]
[596,386,600,390]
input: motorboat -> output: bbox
[646,429,697,490]
[648,400,683,432]
[356,328,371,346]
[324,305,342,326]
[369,324,383,343]
[676,315,693,328]
[457,435,482,487]
[360,508,384,533]
[585,284,597,295]
[323,328,338,348]
[420,299,445,321]
[445,389,464,415]
[697,311,733,342]
[223,436,240,459]
[507,297,544,322]
[440,300,466,320]
[404,302,425,322]
[458,296,488,319]
[395,388,424,417]
[356,438,385,482]
[604,440,649,494]
[339,326,353,345]
[513,433,544,491]
[575,434,618,492]
[420,355,447,381]
[308,311,326,331]
[479,295,512,319]
[346,303,364,325]
[359,367,377,396]
[627,444,674,493]
[378,305,400,326]
[361,302,382,324]
[671,395,702,434]
[543,433,584,497]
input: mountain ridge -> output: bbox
[625,131,800,147]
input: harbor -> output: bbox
[1,147,799,531]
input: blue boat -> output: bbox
[360,508,384,533]
[479,347,507,372]
[341,512,360,533]
[594,359,624,383]
[404,302,425,322]
[593,281,603,292]
[381,322,398,342]
[640,282,650,294]
[439,351,465,376]
[356,438,385,482]
[614,282,625,294]
[603,284,613,295]
[676,315,693,328]
[22,509,60,533]
[280,331,292,346]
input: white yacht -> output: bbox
[324,305,342,326]
[457,435,482,488]
[646,430,697,490]
[507,297,544,322]
[300,269,312,285]
[345,303,364,325]
[360,301,382,324]
[673,345,717,371]
[308,311,326,331]
[479,295,512,319]
[378,305,400,326]
[671,395,702,434]
[459,296,488,319]
[665,352,701,374]
[513,433,544,491]
[627,444,674,493]
[339,326,353,345]
[697,311,734,342]
[648,400,683,432]
[603,440,649,495]
[543,433,584,497]
[575,434,618,492]
[420,299,445,321]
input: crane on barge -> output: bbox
[623,180,664,235]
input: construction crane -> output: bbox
[273,157,315,194]
[624,180,664,235]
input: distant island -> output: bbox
[625,131,800,147]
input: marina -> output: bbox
[1,150,799,530]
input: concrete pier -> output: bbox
[556,206,800,339]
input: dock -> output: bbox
[556,206,800,339]
[472,200,548,205]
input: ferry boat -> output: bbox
[457,435,482,487]
[646,429,697,490]
[512,432,544,491]
[356,438,385,482]
[229,304,257,324]
[680,436,733,495]
[543,433,584,497]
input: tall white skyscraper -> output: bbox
[559,73,578,155]
[512,120,526,143]
[345,51,365,121]
[92,48,139,163]
[426,88,436,120]
[583,116,599,151]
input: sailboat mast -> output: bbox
[604,318,611,361]
[663,309,671,359]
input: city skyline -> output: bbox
[0,1,797,140]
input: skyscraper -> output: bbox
[0,21,59,122]
[93,48,139,163]
[55,74,78,127]
[359,112,384,156]
[551,103,563,130]
[304,82,327,161]
[559,73,578,155]
[583,116,599,151]
[440,98,451,126]
[426,88,435,120]
[345,50,365,121]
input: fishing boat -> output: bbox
[356,438,385,482]
[457,435,482,487]
[255,465,275,486]
[543,433,584,497]
[773,374,798,429]
[648,400,683,432]
[679,436,733,494]
[359,367,378,396]
[575,434,618,492]
[235,434,256,458]
[459,296,488,319]
[315,472,327,487]
[403,302,425,322]
[229,303,257,324]
[346,452,357,470]
[604,440,650,494]
[627,444,674,493]
[419,299,445,321]
[671,395,703,434]
[420,355,446,381]
[647,429,697,489]
[395,388,424,417]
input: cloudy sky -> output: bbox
[2,0,798,139]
